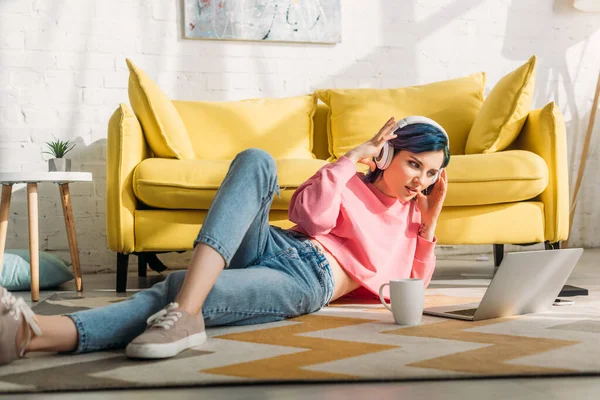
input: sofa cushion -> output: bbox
[315,73,485,158]
[1,250,74,291]
[133,151,547,210]
[443,150,548,206]
[126,59,195,160]
[133,158,329,211]
[466,56,536,154]
[173,96,317,160]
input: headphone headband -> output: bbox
[374,115,449,171]
[393,116,449,145]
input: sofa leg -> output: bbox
[137,253,147,277]
[116,253,129,293]
[545,241,561,250]
[132,252,168,275]
[493,244,504,267]
[146,253,168,273]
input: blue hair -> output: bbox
[365,123,450,184]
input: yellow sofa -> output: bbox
[107,58,569,292]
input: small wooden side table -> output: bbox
[0,172,93,301]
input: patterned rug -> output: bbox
[1,287,599,393]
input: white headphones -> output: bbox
[374,116,449,183]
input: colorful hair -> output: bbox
[364,123,450,184]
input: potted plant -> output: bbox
[43,138,76,172]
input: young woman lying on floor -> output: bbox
[1,115,449,364]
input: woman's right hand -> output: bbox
[343,117,398,171]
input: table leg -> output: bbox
[27,183,39,302]
[59,183,83,292]
[0,184,12,276]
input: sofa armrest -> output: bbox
[106,103,150,253]
[509,102,569,242]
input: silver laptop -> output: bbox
[423,248,584,321]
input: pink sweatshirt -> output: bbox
[288,156,437,300]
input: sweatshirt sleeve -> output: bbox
[288,156,357,236]
[410,235,437,288]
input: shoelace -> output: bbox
[1,289,43,356]
[146,302,183,330]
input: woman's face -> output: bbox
[377,149,445,201]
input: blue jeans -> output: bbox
[68,149,335,353]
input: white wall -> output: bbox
[0,0,599,273]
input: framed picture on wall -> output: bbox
[183,0,341,44]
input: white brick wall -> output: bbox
[0,0,599,273]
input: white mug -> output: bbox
[379,279,424,325]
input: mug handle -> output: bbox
[379,283,392,311]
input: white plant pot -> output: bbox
[48,158,71,172]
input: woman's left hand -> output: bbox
[416,169,448,229]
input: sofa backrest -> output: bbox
[126,57,488,161]
[125,57,542,162]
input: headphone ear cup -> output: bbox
[375,142,393,170]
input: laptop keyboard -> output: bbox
[447,308,478,317]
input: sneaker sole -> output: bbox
[125,332,207,359]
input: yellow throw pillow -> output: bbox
[126,59,195,160]
[315,73,485,158]
[173,96,317,160]
[465,56,536,154]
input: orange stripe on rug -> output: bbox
[386,318,581,375]
[202,314,395,379]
